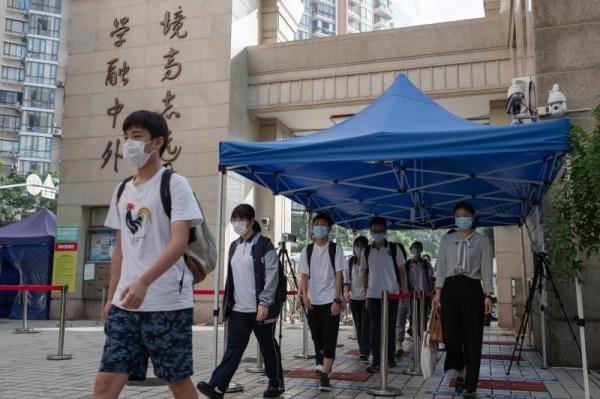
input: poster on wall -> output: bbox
[51,224,79,293]
[89,230,116,262]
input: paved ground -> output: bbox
[0,318,598,399]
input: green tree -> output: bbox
[546,106,600,282]
[0,167,59,225]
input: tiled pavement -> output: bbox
[0,319,598,399]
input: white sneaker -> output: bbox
[314,364,324,374]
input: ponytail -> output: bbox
[252,220,261,233]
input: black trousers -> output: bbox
[367,298,398,366]
[210,311,284,392]
[307,303,341,363]
[441,275,485,392]
[349,299,370,356]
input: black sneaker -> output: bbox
[196,381,224,399]
[366,364,380,373]
[359,354,369,361]
[319,373,332,392]
[463,390,476,399]
[388,360,397,368]
[263,386,285,398]
[455,377,465,393]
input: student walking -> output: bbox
[93,110,203,399]
[406,241,434,338]
[431,201,494,399]
[298,213,347,391]
[363,217,408,373]
[197,204,285,399]
[343,236,370,361]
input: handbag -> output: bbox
[421,331,437,379]
[428,307,444,344]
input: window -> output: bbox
[7,0,29,11]
[5,18,27,35]
[1,66,25,82]
[29,14,61,38]
[23,86,55,109]
[19,134,52,159]
[3,42,27,58]
[22,110,54,133]
[18,159,50,174]
[0,114,21,132]
[312,19,335,35]
[0,90,22,106]
[313,2,335,20]
[25,61,57,85]
[30,0,62,14]
[0,139,19,155]
[27,37,59,61]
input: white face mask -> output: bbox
[232,221,249,236]
[122,139,153,169]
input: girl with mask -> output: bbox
[343,236,370,361]
[197,204,285,399]
[431,202,493,399]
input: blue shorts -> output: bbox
[99,306,193,383]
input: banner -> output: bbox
[51,224,79,293]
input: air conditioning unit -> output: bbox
[52,127,62,136]
[56,81,65,88]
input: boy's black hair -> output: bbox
[353,235,369,247]
[231,203,261,233]
[453,201,475,216]
[122,110,169,156]
[313,212,333,227]
[370,216,387,229]
[410,241,423,250]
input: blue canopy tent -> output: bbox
[219,74,570,230]
[0,208,56,319]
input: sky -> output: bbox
[391,0,485,28]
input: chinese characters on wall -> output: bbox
[102,7,187,172]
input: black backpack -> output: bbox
[306,241,337,279]
[364,241,407,288]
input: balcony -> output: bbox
[7,0,28,13]
[30,1,61,14]
[22,99,53,110]
[348,7,360,22]
[374,3,393,20]
[28,26,61,39]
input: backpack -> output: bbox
[306,241,337,279]
[116,169,217,286]
[364,241,407,288]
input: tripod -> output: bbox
[507,251,581,375]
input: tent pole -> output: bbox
[534,206,548,369]
[574,277,590,399]
[213,169,226,368]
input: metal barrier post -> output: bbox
[14,289,39,334]
[47,285,73,360]
[404,292,421,376]
[245,338,265,374]
[294,311,315,359]
[222,320,244,392]
[368,291,402,396]
[100,286,107,319]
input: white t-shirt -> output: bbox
[344,258,367,300]
[364,243,406,299]
[105,167,203,312]
[231,238,257,313]
[298,242,348,305]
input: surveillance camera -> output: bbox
[506,80,525,116]
[548,83,567,117]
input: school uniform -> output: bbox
[343,256,370,356]
[363,241,406,367]
[209,232,284,393]
[435,231,493,393]
[298,241,347,364]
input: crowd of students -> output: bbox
[91,110,494,399]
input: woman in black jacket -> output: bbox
[197,204,284,399]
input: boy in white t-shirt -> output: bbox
[93,111,203,399]
[298,213,347,392]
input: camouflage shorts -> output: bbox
[99,306,193,383]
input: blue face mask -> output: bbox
[372,233,386,243]
[455,216,473,230]
[353,247,364,256]
[313,225,329,239]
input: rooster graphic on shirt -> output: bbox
[125,202,151,235]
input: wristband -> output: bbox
[333,298,342,305]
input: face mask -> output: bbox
[372,233,386,243]
[412,248,422,257]
[122,139,153,169]
[455,216,473,230]
[353,247,364,256]
[313,225,329,240]
[232,221,249,236]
